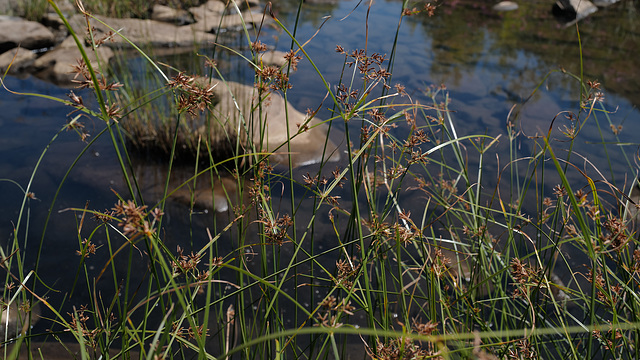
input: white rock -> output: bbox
[556,0,598,21]
[493,1,518,12]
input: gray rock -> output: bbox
[189,0,226,23]
[151,4,195,25]
[0,301,39,340]
[592,0,620,6]
[50,0,77,15]
[261,50,289,67]
[555,0,598,22]
[189,0,260,16]
[67,14,217,49]
[189,0,267,33]
[195,77,340,167]
[0,47,36,74]
[493,1,519,12]
[0,18,55,53]
[41,12,67,29]
[189,2,264,33]
[40,13,70,44]
[34,35,114,86]
[303,0,340,5]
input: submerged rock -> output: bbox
[442,249,570,304]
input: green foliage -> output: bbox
[19,0,49,21]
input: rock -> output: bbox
[189,0,227,22]
[40,13,70,44]
[0,47,36,74]
[67,14,217,49]
[33,36,114,86]
[442,250,570,304]
[140,169,244,213]
[0,300,39,340]
[189,0,266,33]
[69,15,215,48]
[50,0,78,16]
[0,18,55,53]
[303,0,340,5]
[189,0,260,17]
[190,10,264,33]
[195,77,340,167]
[40,13,66,29]
[625,179,640,222]
[492,1,518,12]
[592,0,620,6]
[151,4,195,25]
[261,50,289,67]
[554,0,598,23]
[238,0,261,11]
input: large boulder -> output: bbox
[33,35,114,86]
[189,0,266,33]
[0,47,36,75]
[67,14,217,49]
[0,17,55,53]
[195,77,341,167]
[151,4,195,25]
[554,0,598,24]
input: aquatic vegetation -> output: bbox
[2,0,640,359]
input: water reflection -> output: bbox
[411,0,640,106]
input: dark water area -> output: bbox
[1,0,639,351]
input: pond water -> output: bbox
[1,0,639,353]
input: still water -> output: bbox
[1,0,639,349]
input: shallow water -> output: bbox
[1,0,639,351]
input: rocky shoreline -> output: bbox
[0,0,285,86]
[0,0,626,86]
